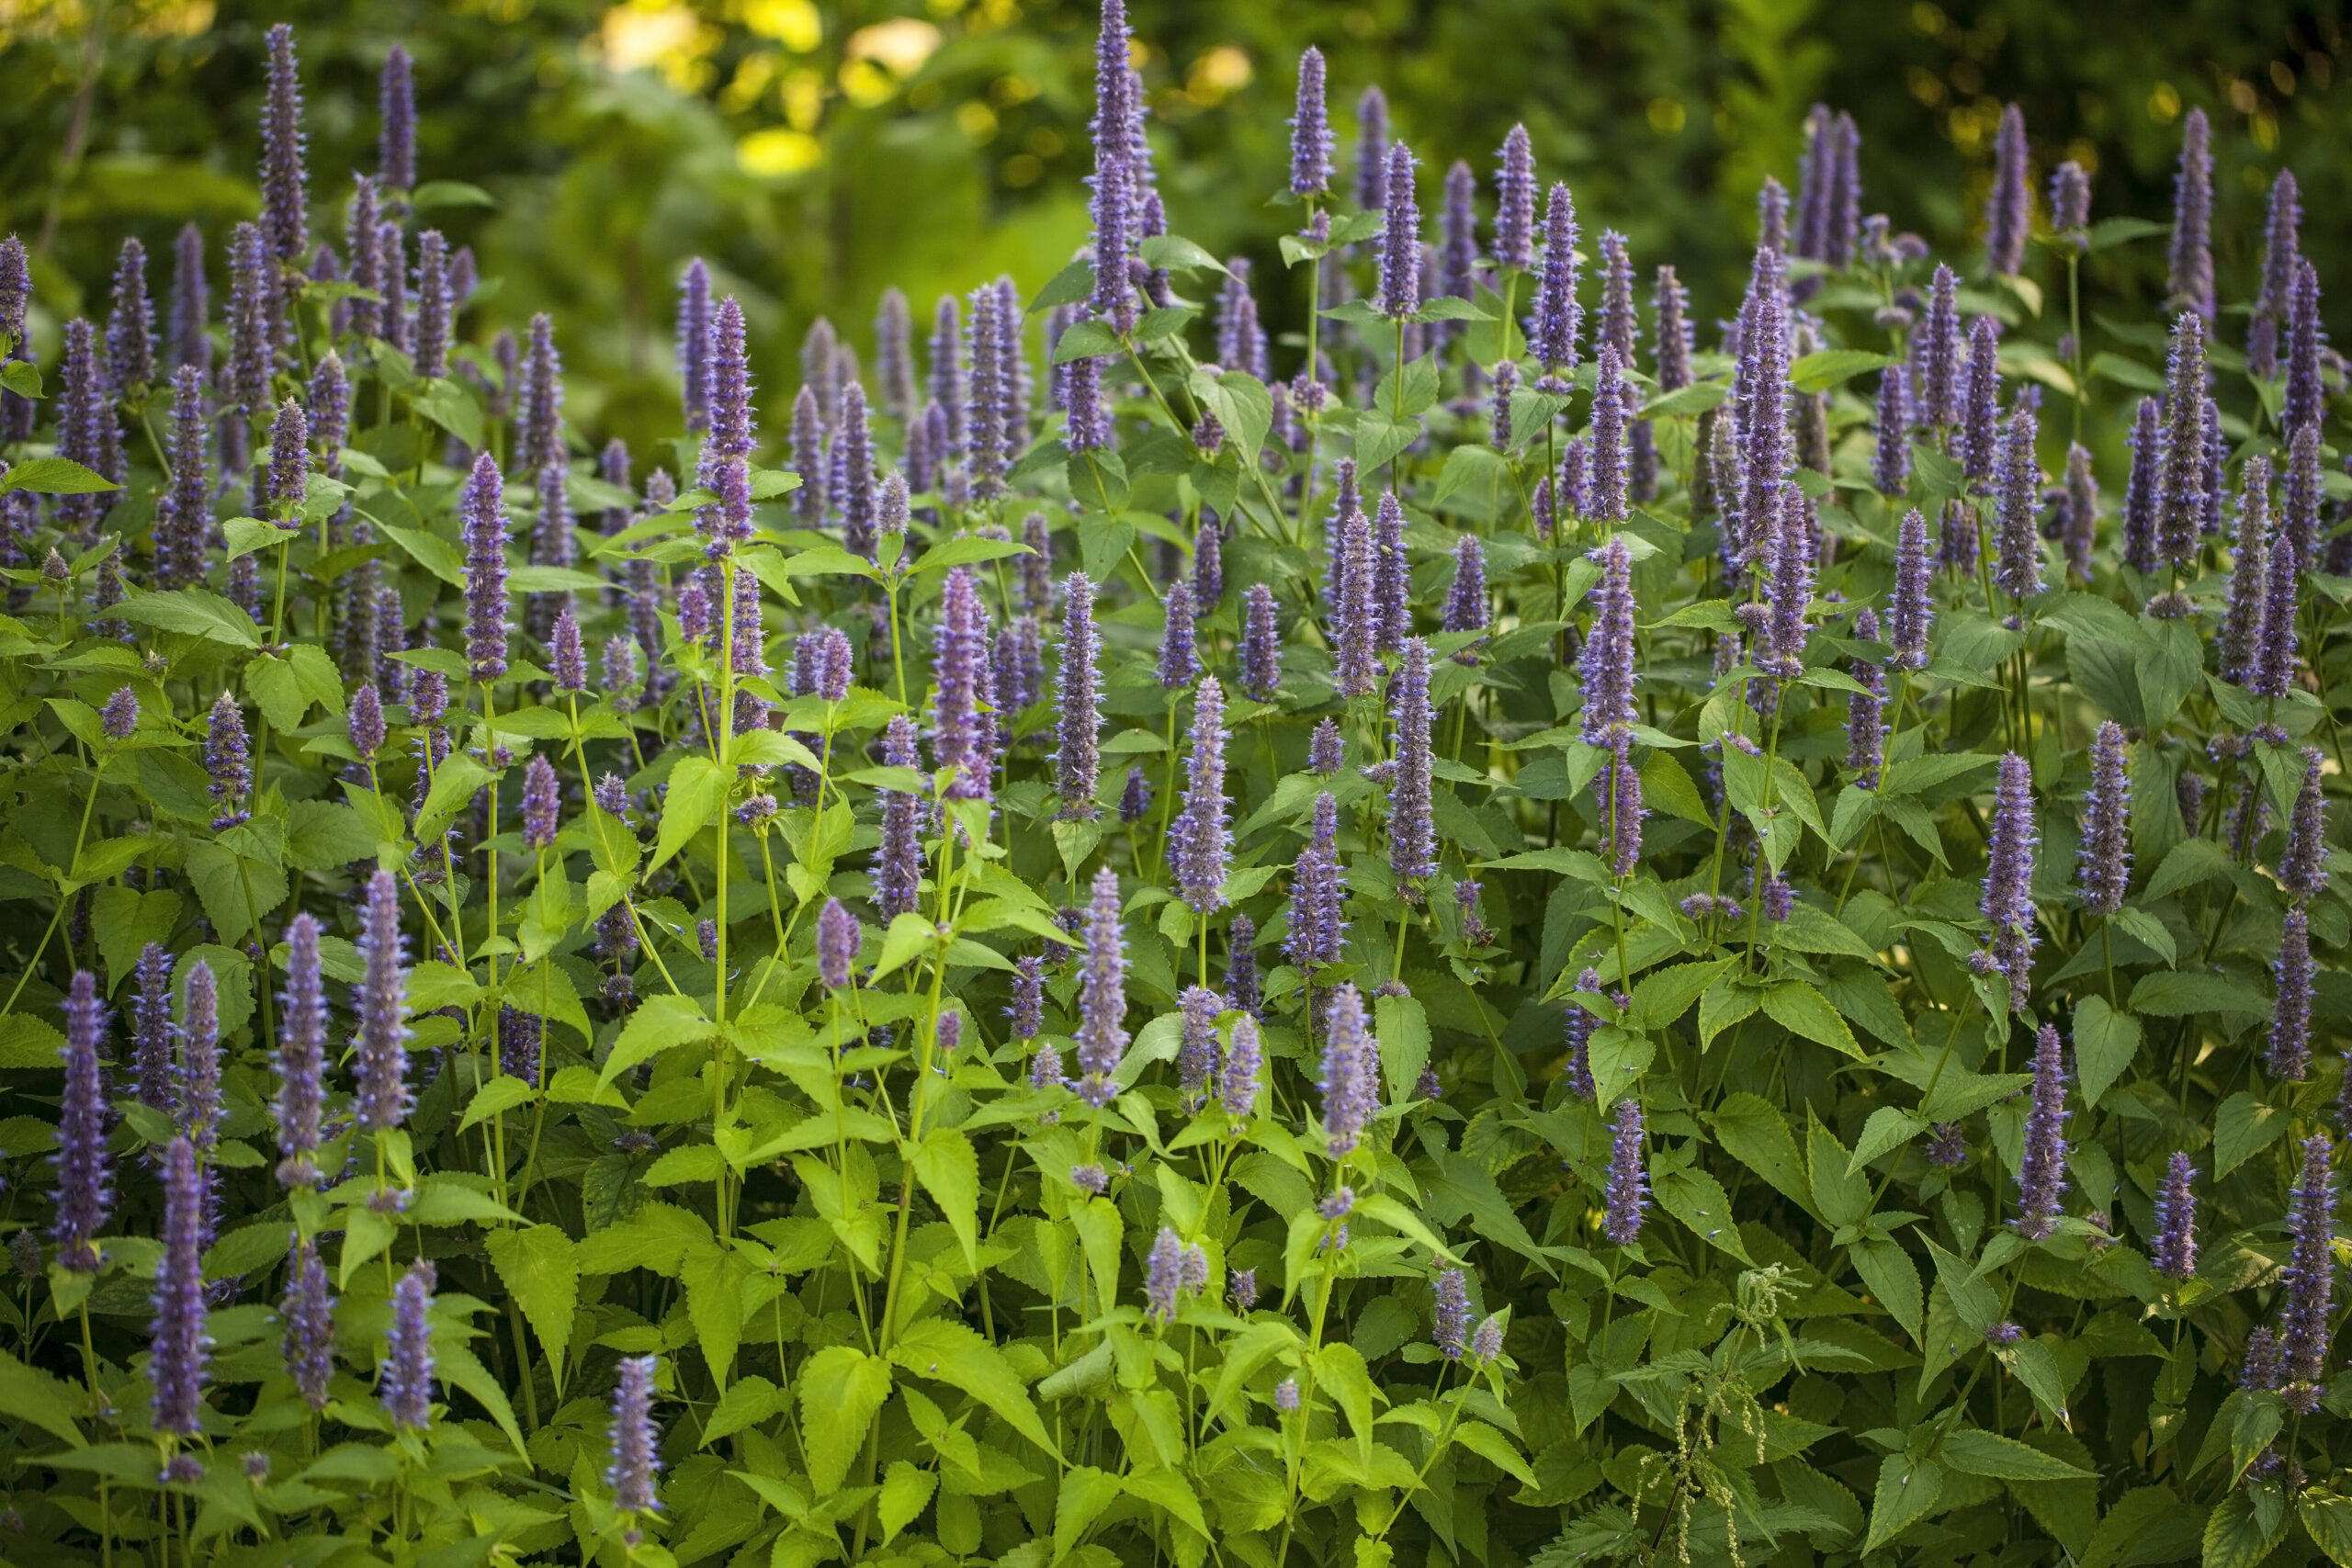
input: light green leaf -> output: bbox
[890,1316,1058,1460]
[0,1348,87,1447]
[797,1347,893,1494]
[912,1127,979,1272]
[1711,1094,1813,1217]
[879,1460,936,1543]
[116,589,260,648]
[1940,1427,2098,1481]
[600,992,716,1087]
[458,1075,534,1134]
[653,755,728,870]
[2072,996,2142,1110]
[1863,1454,1943,1552]
[1764,979,1865,1058]
[486,1224,579,1390]
[2212,1091,2289,1181]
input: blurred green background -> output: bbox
[0,0,2342,457]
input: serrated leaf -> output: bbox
[1862,1454,1943,1552]
[797,1347,893,1494]
[890,1316,1057,1460]
[1940,1427,2097,1480]
[486,1224,579,1390]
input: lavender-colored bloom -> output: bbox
[608,1355,662,1513]
[517,313,564,479]
[1981,753,2037,999]
[1603,1100,1646,1244]
[2283,750,2328,902]
[2119,397,2161,576]
[132,943,176,1113]
[1984,104,2030,276]
[1873,371,1909,497]
[1735,248,1792,541]
[1602,739,1644,878]
[1389,640,1436,883]
[1438,159,1479,307]
[1433,1269,1471,1359]
[280,1235,334,1410]
[1372,491,1408,651]
[1008,956,1045,1042]
[51,972,111,1270]
[1443,535,1487,641]
[2251,171,2301,377]
[1170,675,1231,913]
[2050,158,2091,243]
[1959,315,2004,486]
[168,223,209,372]
[2167,107,2214,321]
[2075,721,2132,918]
[1175,986,1225,1103]
[1993,403,2044,600]
[106,238,153,393]
[1286,792,1347,976]
[1319,984,1377,1156]
[277,913,327,1187]
[1119,764,1151,823]
[1143,1227,1186,1323]
[1579,538,1636,741]
[2059,441,2098,581]
[1054,572,1103,817]
[379,1259,435,1428]
[1221,1011,1263,1118]
[1374,142,1421,319]
[2013,1024,2068,1239]
[1309,718,1344,776]
[2152,1151,2197,1280]
[1530,184,1581,383]
[1227,914,1262,1021]
[150,1136,209,1436]
[266,396,309,517]
[1889,509,1933,671]
[1560,968,1605,1100]
[2284,260,2325,442]
[1492,124,1535,271]
[2244,1326,2283,1392]
[1086,2,1138,326]
[519,754,560,852]
[354,869,410,1131]
[1589,344,1630,523]
[259,26,309,262]
[1925,1122,1967,1168]
[1227,1268,1260,1314]
[96,684,138,742]
[2271,906,2314,1081]
[927,297,967,454]
[874,286,915,423]
[1238,584,1282,701]
[2283,422,2323,569]
[1353,85,1389,209]
[543,609,588,698]
[930,566,993,800]
[378,41,414,189]
[1159,576,1199,690]
[2283,1133,2336,1392]
[816,898,859,991]
[1274,1378,1301,1412]
[1847,611,1886,787]
[411,230,451,380]
[1189,519,1225,617]
[675,259,712,433]
[1075,867,1127,1107]
[786,385,828,529]
[224,220,275,419]
[2154,313,2207,571]
[155,366,215,588]
[54,320,114,530]
[204,691,252,830]
[343,178,382,340]
[1288,48,1331,197]
[458,453,509,682]
[964,287,1011,501]
[1486,358,1518,449]
[1917,265,1960,427]
[1762,483,1815,677]
[2222,461,2273,683]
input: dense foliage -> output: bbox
[1,5,2350,1566]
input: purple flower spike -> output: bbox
[1961,315,2004,487]
[1563,969,1602,1101]
[2250,171,2301,377]
[1494,125,1535,271]
[2254,487,2302,701]
[1984,104,2030,276]
[608,1355,663,1514]
[1981,753,2038,1001]
[1603,739,1644,878]
[1917,265,1960,429]
[155,366,214,588]
[101,685,138,741]
[2271,906,2314,1081]
[1579,538,1636,743]
[1319,984,1378,1156]
[2154,313,2209,571]
[1433,1269,1471,1359]
[281,1235,334,1410]
[1286,792,1348,977]
[2013,1024,2068,1239]
[1993,403,2043,601]
[1175,985,1225,1103]
[2121,397,2161,575]
[1372,491,1408,651]
[1890,508,1933,671]
[1590,344,1629,523]
[150,1136,209,1437]
[1530,184,1581,385]
[259,26,309,263]
[2284,261,2326,442]
[1847,610,1885,788]
[2221,461,2273,684]
[277,913,327,1187]
[380,1259,435,1428]
[2167,107,2215,321]
[168,223,208,374]
[379,42,414,191]
[1309,719,1344,776]
[1873,371,1909,497]
[1375,141,1421,320]
[1170,675,1232,914]
[205,691,252,830]
[1289,48,1331,197]
[2077,722,2132,918]
[459,453,509,682]
[2050,158,2091,243]
[133,943,175,1112]
[1735,247,1792,538]
[2282,1133,2335,1392]
[53,971,112,1270]
[1057,572,1103,818]
[1443,535,1487,641]
[354,869,411,1132]
[931,566,993,802]
[1354,85,1389,209]
[1239,584,1282,701]
[107,237,153,393]
[1388,640,1437,883]
[1086,1,1138,327]
[517,313,565,479]
[1604,1100,1646,1244]
[1222,1012,1263,1118]
[2152,1152,2197,1280]
[2283,750,2328,902]
[818,898,859,991]
[413,231,452,379]
[547,608,588,696]
[1159,576,1200,690]
[522,754,560,852]
[676,259,712,434]
[1075,867,1127,1108]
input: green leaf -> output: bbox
[912,1127,980,1271]
[1711,1094,1813,1216]
[0,360,42,399]
[1764,979,1865,1058]
[1808,1111,1870,1228]
[0,1348,88,1447]
[1791,349,1898,392]
[410,178,497,210]
[220,516,303,562]
[1449,1420,1538,1488]
[1639,380,1728,419]
[2212,1090,2290,1181]
[371,522,467,587]
[701,1375,782,1448]
[1941,1427,2098,1481]
[1848,1107,1930,1174]
[1849,1239,1922,1343]
[116,589,260,648]
[879,1460,937,1543]
[2202,1489,2289,1568]
[91,886,181,995]
[0,456,119,494]
[891,1316,1057,1459]
[1652,1161,1750,1262]
[1630,960,1725,1030]
[1862,1454,1943,1552]
[2072,996,2142,1110]
[1374,992,1430,1105]
[1055,1467,1123,1562]
[600,992,716,1087]
[2300,1492,2352,1567]
[797,1347,893,1493]
[1027,257,1093,313]
[458,1075,534,1134]
[653,755,728,870]
[1353,412,1421,474]
[486,1224,579,1389]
